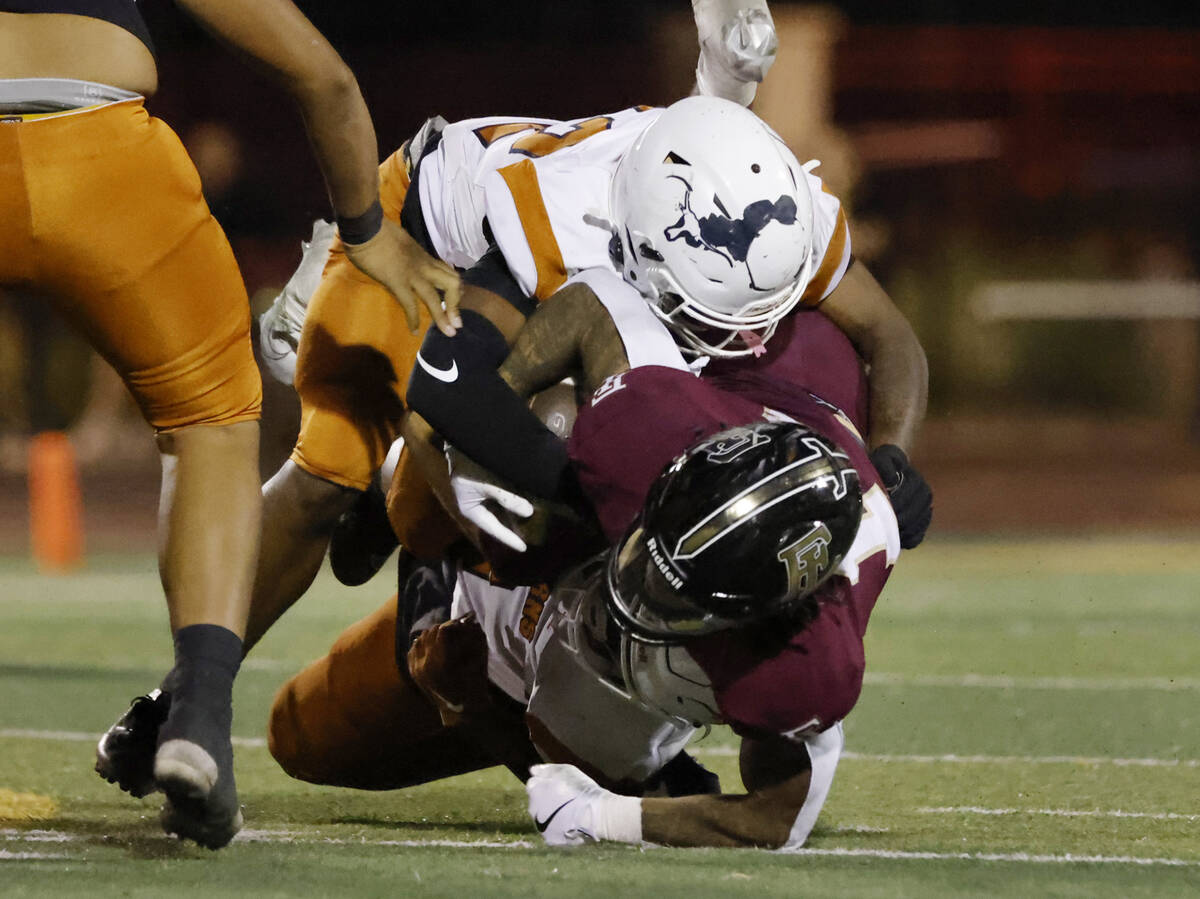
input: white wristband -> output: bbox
[589,793,643,844]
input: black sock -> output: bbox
[158,624,242,750]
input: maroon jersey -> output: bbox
[568,366,765,543]
[568,365,899,740]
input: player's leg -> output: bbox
[268,593,501,789]
[29,102,262,847]
[328,477,399,587]
[151,419,260,849]
[244,244,430,650]
[156,422,260,634]
[94,150,427,795]
[243,460,357,650]
[692,0,778,105]
[247,141,425,644]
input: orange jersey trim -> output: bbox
[378,147,412,224]
[801,204,850,306]
[496,159,568,300]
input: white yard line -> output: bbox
[239,658,296,672]
[919,806,1200,821]
[838,751,1200,768]
[0,728,267,748]
[0,829,80,842]
[4,728,1197,769]
[690,745,1200,767]
[234,830,536,849]
[785,847,1200,867]
[1,829,1195,868]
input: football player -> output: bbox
[269,395,897,850]
[260,95,927,599]
[245,6,798,661]
[4,0,458,849]
[97,0,930,808]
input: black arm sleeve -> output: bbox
[406,309,569,499]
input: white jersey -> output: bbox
[417,107,851,305]
[258,108,853,389]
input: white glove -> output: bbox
[693,0,778,106]
[526,763,642,847]
[258,218,336,386]
[446,447,534,552]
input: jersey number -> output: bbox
[474,108,650,159]
[473,117,613,158]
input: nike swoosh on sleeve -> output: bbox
[425,688,465,715]
[416,351,459,383]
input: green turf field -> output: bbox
[2,537,1199,896]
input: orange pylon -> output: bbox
[28,431,84,572]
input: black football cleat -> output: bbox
[95,689,171,798]
[329,481,399,586]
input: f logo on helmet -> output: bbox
[778,523,833,598]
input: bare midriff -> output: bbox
[0,12,158,96]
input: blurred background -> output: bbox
[2,0,1198,558]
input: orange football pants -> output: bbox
[290,149,430,490]
[268,591,640,794]
[0,98,260,431]
[267,595,501,789]
[290,146,462,556]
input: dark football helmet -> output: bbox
[605,421,862,644]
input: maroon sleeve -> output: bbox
[567,367,764,542]
[688,552,892,739]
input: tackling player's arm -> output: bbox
[174,0,460,334]
[641,735,813,848]
[818,259,927,455]
[406,279,628,551]
[528,733,819,850]
[818,260,933,549]
[498,282,630,402]
[401,275,531,539]
[407,278,627,500]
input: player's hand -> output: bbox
[342,217,462,337]
[869,444,933,549]
[526,764,607,847]
[447,447,534,553]
[407,614,492,727]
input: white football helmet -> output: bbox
[610,96,816,358]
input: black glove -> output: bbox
[869,444,932,549]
